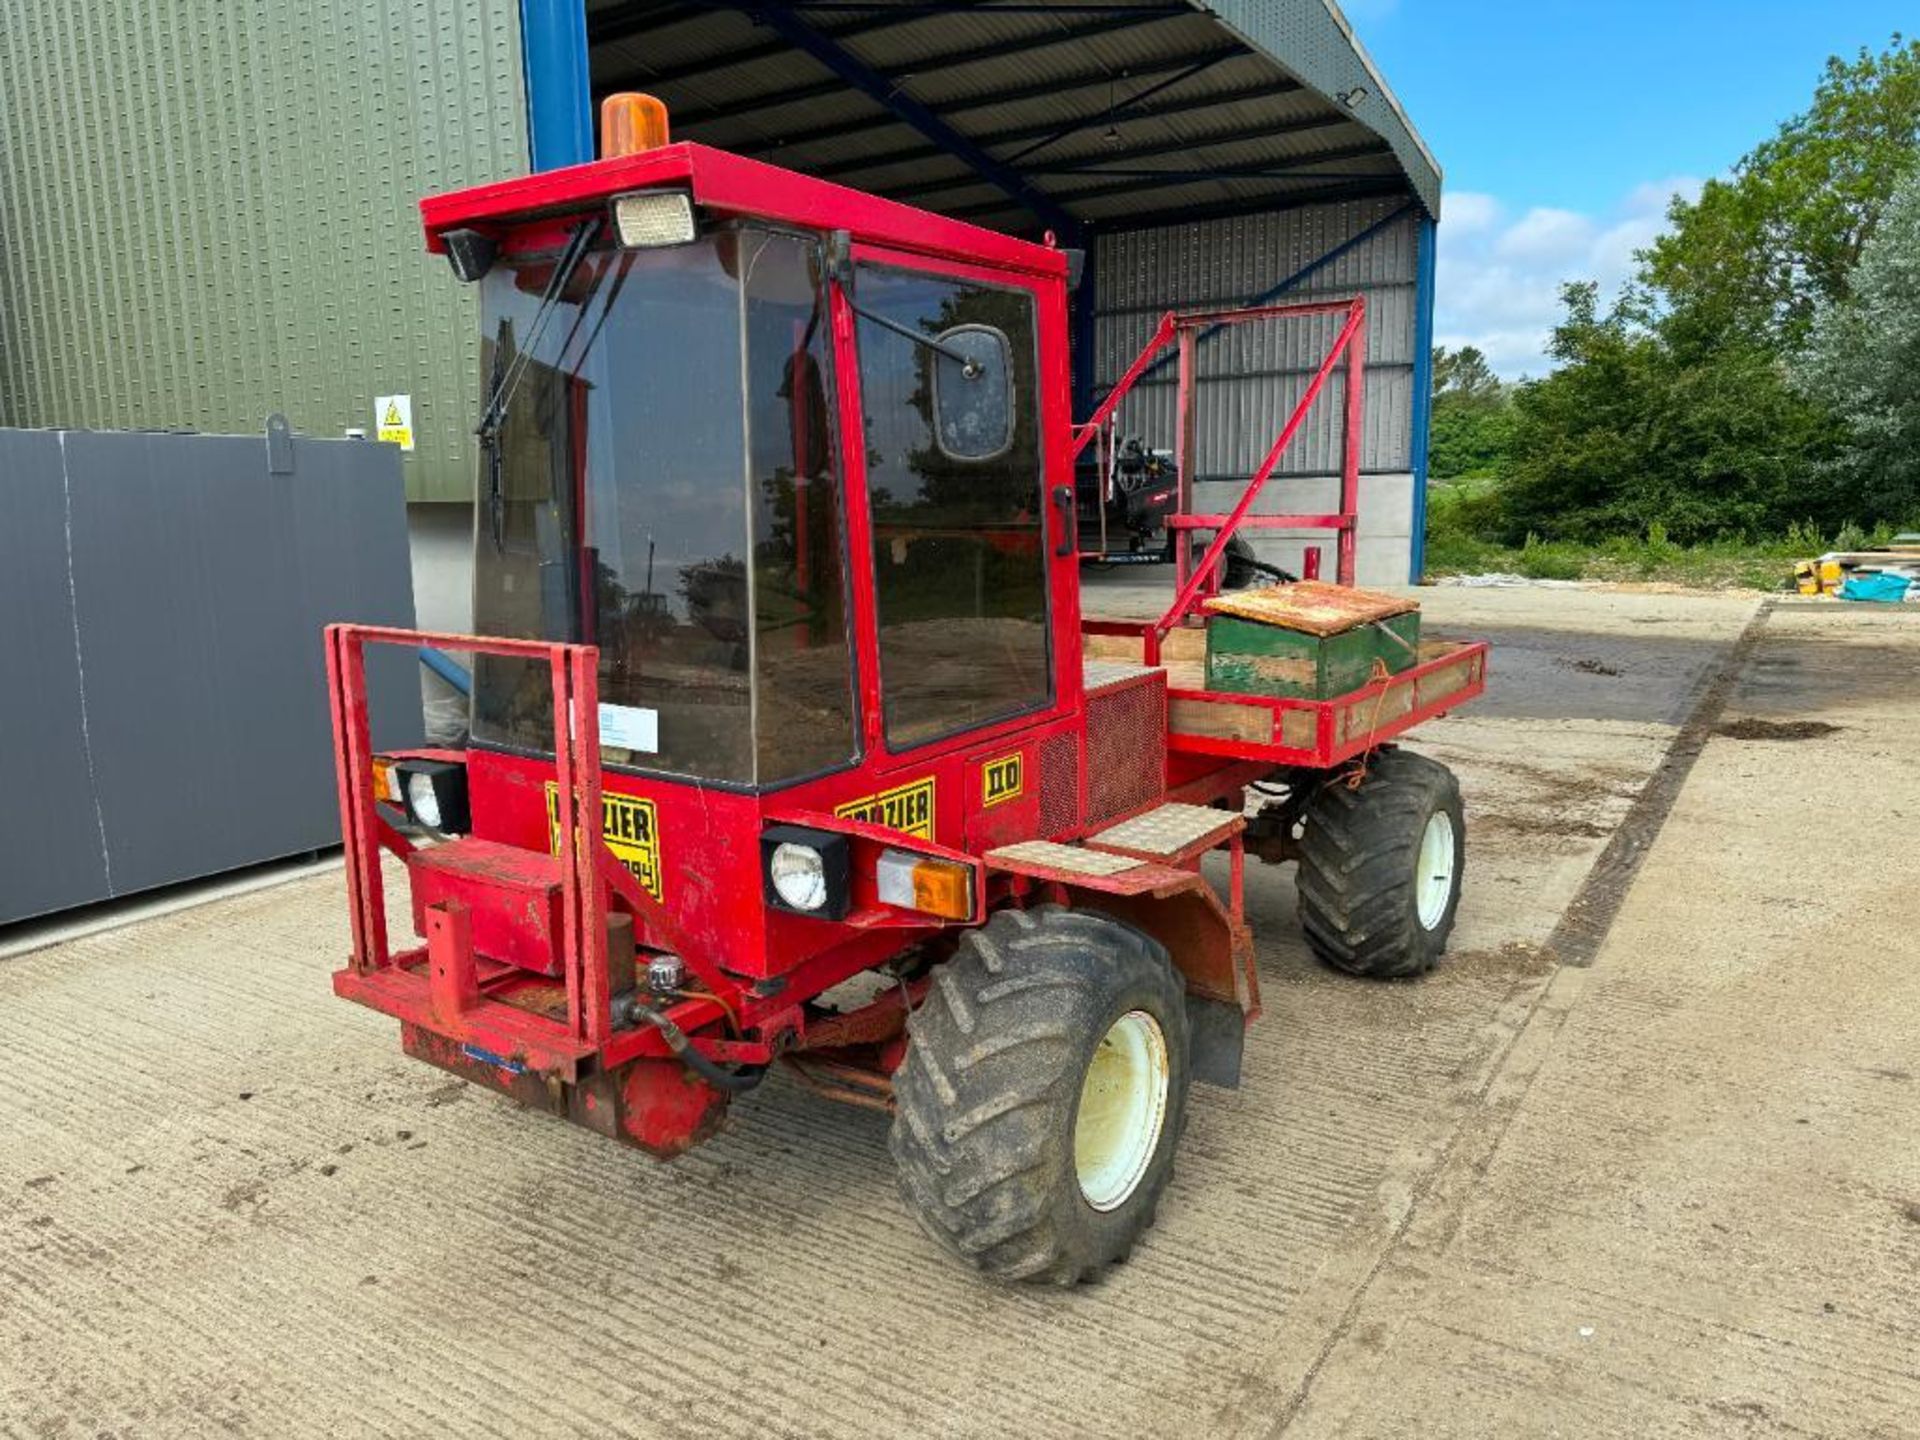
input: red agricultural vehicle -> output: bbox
[327,95,1486,1285]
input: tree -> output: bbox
[1499,284,1837,542]
[1432,345,1506,408]
[1644,36,1920,355]
[1427,345,1515,480]
[1793,165,1920,524]
[1478,36,1916,540]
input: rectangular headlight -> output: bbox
[762,826,850,920]
[398,760,469,835]
[611,190,696,248]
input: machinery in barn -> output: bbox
[326,94,1486,1285]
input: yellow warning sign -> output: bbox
[981,751,1024,808]
[545,783,663,900]
[835,777,936,840]
[374,393,414,452]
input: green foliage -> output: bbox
[1433,36,1920,553]
[1427,344,1516,480]
[1497,295,1840,541]
[1644,36,1920,355]
[1422,495,1861,590]
[1792,165,1920,523]
[1432,345,1506,407]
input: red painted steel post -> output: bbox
[425,900,478,1023]
[1339,298,1366,586]
[323,629,372,972]
[1229,832,1245,923]
[549,646,587,1039]
[334,629,391,971]
[1173,324,1198,598]
[570,645,611,1048]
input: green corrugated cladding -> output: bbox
[0,0,529,501]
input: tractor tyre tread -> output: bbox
[1297,746,1465,979]
[889,904,1190,1285]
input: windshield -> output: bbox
[470,226,857,786]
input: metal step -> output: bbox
[1088,802,1238,861]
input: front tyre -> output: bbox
[1297,747,1465,978]
[889,905,1191,1285]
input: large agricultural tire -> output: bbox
[889,905,1192,1285]
[1297,747,1465,979]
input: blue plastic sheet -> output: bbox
[1838,572,1913,603]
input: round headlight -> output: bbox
[769,841,827,912]
[405,771,443,830]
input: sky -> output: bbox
[1342,1,1913,376]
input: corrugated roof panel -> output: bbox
[581,0,1435,231]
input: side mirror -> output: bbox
[930,325,1014,462]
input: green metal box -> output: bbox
[1204,611,1422,700]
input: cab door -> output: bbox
[832,246,1081,786]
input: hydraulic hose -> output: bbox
[631,1003,767,1093]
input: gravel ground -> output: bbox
[4,581,1913,1438]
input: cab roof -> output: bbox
[420,141,1071,279]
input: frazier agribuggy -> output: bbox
[328,95,1487,1285]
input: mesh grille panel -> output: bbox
[1038,729,1079,838]
[1086,674,1166,827]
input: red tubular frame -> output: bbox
[324,623,744,1079]
[1071,297,1369,663]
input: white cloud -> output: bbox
[1443,191,1503,235]
[1436,176,1705,378]
[1494,208,1596,264]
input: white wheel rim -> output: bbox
[1074,1010,1171,1212]
[1416,811,1457,931]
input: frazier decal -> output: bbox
[835,777,935,840]
[981,751,1024,808]
[545,783,663,900]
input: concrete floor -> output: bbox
[3,582,1915,1438]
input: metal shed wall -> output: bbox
[0,426,421,924]
[0,0,528,503]
[1093,195,1426,584]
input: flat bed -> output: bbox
[1083,618,1489,768]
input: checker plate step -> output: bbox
[1089,802,1236,859]
[983,840,1146,877]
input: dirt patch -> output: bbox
[1559,657,1622,677]
[1477,813,1612,842]
[1715,718,1841,741]
[1443,942,1557,980]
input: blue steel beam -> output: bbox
[1091,182,1414,233]
[632,7,1190,129]
[1408,212,1439,581]
[1002,50,1238,167]
[521,0,594,170]
[736,45,1261,165]
[730,2,1080,237]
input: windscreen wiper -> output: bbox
[477,214,604,549]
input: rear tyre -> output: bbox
[1297,747,1465,979]
[889,905,1191,1285]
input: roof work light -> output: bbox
[610,190,696,248]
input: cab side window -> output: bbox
[853,265,1051,750]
